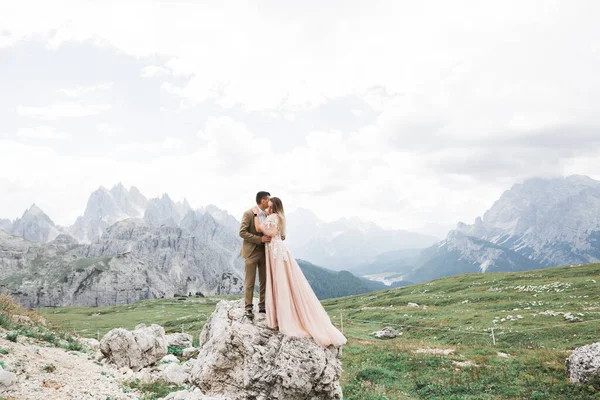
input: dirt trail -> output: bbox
[0,332,138,400]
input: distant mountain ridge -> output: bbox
[404,175,600,282]
[286,208,439,271]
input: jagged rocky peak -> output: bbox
[11,203,62,243]
[69,184,150,243]
[109,182,148,217]
[197,204,240,232]
[481,175,600,236]
[0,218,12,233]
[144,193,192,227]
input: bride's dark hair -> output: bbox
[270,197,286,235]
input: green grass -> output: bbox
[38,295,239,343]
[37,263,600,399]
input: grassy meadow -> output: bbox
[38,263,600,399]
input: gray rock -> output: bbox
[189,299,343,400]
[0,370,17,387]
[182,347,199,359]
[371,327,400,339]
[79,337,100,351]
[564,312,582,323]
[161,363,189,385]
[566,342,600,384]
[161,354,180,364]
[167,333,194,348]
[100,323,168,371]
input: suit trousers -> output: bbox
[244,246,266,311]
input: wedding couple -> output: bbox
[239,191,347,348]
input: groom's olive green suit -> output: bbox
[239,209,266,312]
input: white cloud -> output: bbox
[198,116,271,171]
[58,83,113,97]
[1,1,600,237]
[96,123,116,137]
[17,102,112,120]
[17,125,70,140]
[141,65,171,78]
[114,137,186,155]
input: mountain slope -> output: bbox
[0,219,244,308]
[408,175,600,282]
[296,259,387,299]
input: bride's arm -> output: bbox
[252,207,264,233]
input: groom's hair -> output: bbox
[256,191,271,204]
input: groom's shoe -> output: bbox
[244,310,254,320]
[259,308,266,314]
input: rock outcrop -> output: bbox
[566,342,600,384]
[188,299,344,400]
[0,219,244,307]
[100,324,168,371]
[167,332,194,348]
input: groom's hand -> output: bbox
[261,236,271,243]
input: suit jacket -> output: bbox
[239,209,264,258]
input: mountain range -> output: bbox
[3,175,600,302]
[358,175,600,284]
[0,184,389,306]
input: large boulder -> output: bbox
[566,342,600,384]
[100,323,168,370]
[167,333,194,348]
[189,299,343,400]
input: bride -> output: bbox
[252,197,347,348]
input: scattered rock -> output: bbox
[453,361,478,368]
[78,338,100,351]
[497,352,511,358]
[566,342,600,384]
[167,333,193,348]
[182,347,199,359]
[161,354,180,364]
[564,312,582,323]
[100,323,168,371]
[162,363,189,385]
[135,369,153,383]
[0,370,17,387]
[371,327,400,339]
[188,299,343,400]
[415,348,455,356]
[407,302,419,308]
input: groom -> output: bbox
[239,191,271,320]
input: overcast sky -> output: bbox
[1,0,599,237]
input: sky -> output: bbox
[1,0,600,237]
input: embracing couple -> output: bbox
[239,191,347,348]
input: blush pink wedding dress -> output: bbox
[260,213,347,348]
